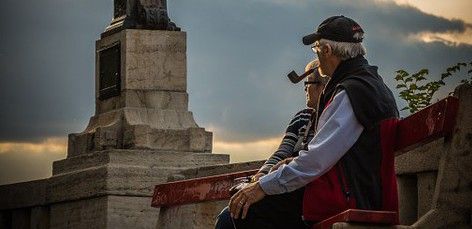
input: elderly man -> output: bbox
[218,15,399,229]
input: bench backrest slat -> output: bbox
[395,96,458,155]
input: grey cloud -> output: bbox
[0,0,111,142]
[0,0,471,143]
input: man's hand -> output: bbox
[229,181,266,220]
[269,157,294,173]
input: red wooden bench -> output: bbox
[152,96,459,228]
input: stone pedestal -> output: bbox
[47,29,228,228]
[68,30,212,157]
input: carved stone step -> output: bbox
[53,150,228,175]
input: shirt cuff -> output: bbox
[258,168,286,195]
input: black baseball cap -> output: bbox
[302,15,364,45]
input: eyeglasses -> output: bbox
[304,80,323,92]
[311,43,321,54]
[304,81,321,86]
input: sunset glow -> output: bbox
[0,138,67,155]
[213,136,282,163]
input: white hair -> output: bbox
[317,34,367,60]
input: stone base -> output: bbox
[68,107,212,157]
[50,150,228,201]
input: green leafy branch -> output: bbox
[395,61,472,113]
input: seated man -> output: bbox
[218,15,399,229]
[215,59,328,229]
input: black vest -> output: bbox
[318,56,399,210]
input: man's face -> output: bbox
[304,70,324,108]
[312,41,329,76]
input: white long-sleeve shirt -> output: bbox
[259,90,364,195]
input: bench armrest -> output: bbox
[152,169,258,207]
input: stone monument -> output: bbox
[68,0,212,160]
[0,1,229,228]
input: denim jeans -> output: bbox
[215,206,235,229]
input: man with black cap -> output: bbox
[217,15,399,229]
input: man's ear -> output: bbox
[323,43,333,56]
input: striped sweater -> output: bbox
[258,108,315,174]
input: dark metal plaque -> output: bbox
[99,44,121,100]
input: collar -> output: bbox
[327,56,368,90]
[317,56,369,115]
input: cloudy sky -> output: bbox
[1,0,471,185]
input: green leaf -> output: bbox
[441,73,452,79]
[417,85,427,90]
[395,60,472,114]
[418,69,429,75]
[396,69,409,75]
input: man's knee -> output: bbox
[215,207,234,229]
